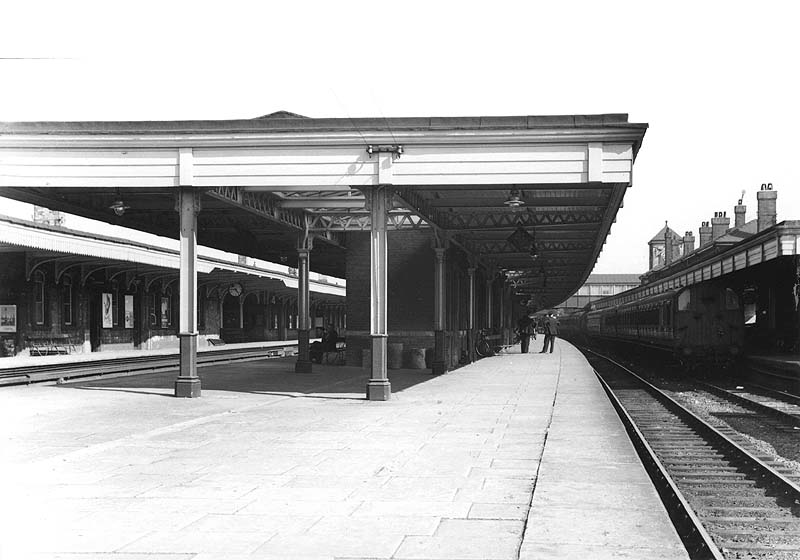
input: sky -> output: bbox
[1,0,798,275]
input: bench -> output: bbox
[320,340,346,365]
[26,335,74,356]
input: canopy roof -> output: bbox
[0,112,647,308]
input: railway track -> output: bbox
[699,381,800,425]
[0,344,295,387]
[587,349,800,559]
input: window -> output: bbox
[677,290,691,311]
[148,293,159,327]
[33,270,45,325]
[62,275,73,325]
[198,287,206,331]
[111,281,119,327]
[725,288,740,310]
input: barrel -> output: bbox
[408,347,426,369]
[387,342,404,369]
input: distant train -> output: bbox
[561,282,744,366]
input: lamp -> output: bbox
[503,187,524,210]
[109,200,130,216]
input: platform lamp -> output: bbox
[109,189,130,217]
[503,187,524,210]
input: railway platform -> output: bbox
[748,353,800,376]
[1,340,688,560]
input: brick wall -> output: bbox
[345,230,436,367]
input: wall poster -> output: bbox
[0,305,17,333]
[160,297,170,328]
[124,295,134,329]
[101,293,113,328]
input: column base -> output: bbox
[295,359,313,373]
[366,379,391,401]
[174,376,201,398]
[431,361,447,376]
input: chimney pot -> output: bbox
[757,184,777,231]
[699,221,712,248]
[683,231,695,254]
[734,200,747,228]
[711,212,730,241]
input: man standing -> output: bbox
[517,314,534,353]
[540,313,559,353]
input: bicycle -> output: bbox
[475,329,495,358]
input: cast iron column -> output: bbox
[174,186,201,397]
[467,266,476,363]
[432,245,447,375]
[486,277,493,329]
[295,234,313,373]
[366,186,391,400]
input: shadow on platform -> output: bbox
[62,357,437,398]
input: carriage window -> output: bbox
[677,290,691,311]
[725,288,740,310]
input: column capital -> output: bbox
[431,229,450,251]
[174,186,202,214]
[297,231,314,252]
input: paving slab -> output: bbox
[1,342,688,559]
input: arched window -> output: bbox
[62,275,73,326]
[111,280,120,327]
[33,270,46,325]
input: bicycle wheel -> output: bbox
[476,339,493,357]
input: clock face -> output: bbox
[652,245,665,266]
[652,244,664,256]
[229,283,243,297]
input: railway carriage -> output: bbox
[564,282,743,366]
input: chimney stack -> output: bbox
[699,221,712,248]
[664,224,673,266]
[683,231,695,254]
[757,183,777,232]
[734,198,746,228]
[711,211,730,240]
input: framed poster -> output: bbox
[0,305,17,333]
[124,295,134,328]
[101,293,113,328]
[160,297,170,328]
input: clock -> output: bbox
[228,283,243,297]
[652,244,665,267]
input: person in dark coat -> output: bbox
[311,324,339,363]
[540,313,559,353]
[517,315,535,353]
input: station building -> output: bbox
[636,185,799,353]
[0,213,345,358]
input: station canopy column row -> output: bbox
[0,113,648,399]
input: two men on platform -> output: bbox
[540,313,559,353]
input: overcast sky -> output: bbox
[1,1,797,275]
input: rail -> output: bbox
[586,347,800,558]
[0,343,299,387]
